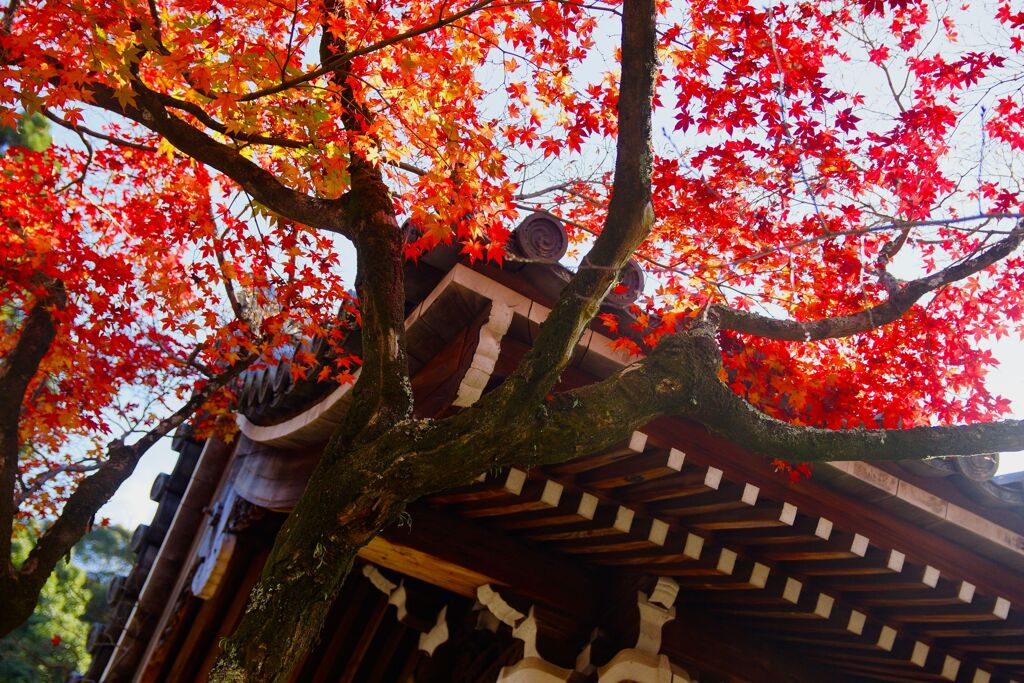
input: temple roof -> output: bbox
[85,214,1024,683]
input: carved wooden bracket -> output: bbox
[190,486,244,600]
[453,302,514,408]
[418,605,450,655]
[605,259,645,308]
[635,577,678,655]
[597,649,692,683]
[590,577,685,682]
[496,607,574,682]
[476,583,526,627]
[361,562,457,655]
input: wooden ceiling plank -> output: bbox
[655,610,857,683]
[613,468,720,505]
[686,501,796,531]
[759,528,876,563]
[881,605,1020,626]
[789,543,910,580]
[646,481,760,521]
[369,503,600,623]
[573,448,686,492]
[451,470,557,519]
[336,594,390,683]
[486,486,602,532]
[703,513,832,547]
[545,430,650,476]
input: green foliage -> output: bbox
[0,525,134,680]
[0,529,91,682]
[0,112,52,153]
[76,525,133,625]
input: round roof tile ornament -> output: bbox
[149,472,170,502]
[899,458,956,478]
[401,219,424,243]
[605,258,645,308]
[238,371,255,409]
[952,452,999,482]
[511,212,569,263]
[106,575,126,606]
[86,622,107,654]
[271,358,292,397]
[130,524,151,554]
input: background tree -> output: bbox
[1,0,1024,680]
[75,524,133,626]
[0,524,133,680]
[0,112,50,153]
[0,526,90,682]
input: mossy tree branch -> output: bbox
[713,220,1024,342]
[489,0,658,411]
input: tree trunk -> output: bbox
[209,441,409,682]
[209,0,665,677]
[0,575,42,637]
[208,323,693,682]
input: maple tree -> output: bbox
[3,0,1024,678]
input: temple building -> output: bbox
[81,215,1024,682]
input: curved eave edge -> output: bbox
[238,263,1023,561]
[237,263,633,450]
[237,378,356,450]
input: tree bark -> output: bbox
[0,352,254,639]
[210,1,660,678]
[490,0,657,412]
[0,284,63,577]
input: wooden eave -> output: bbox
[96,244,1024,683]
[226,259,1024,681]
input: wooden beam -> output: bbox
[363,503,601,623]
[642,416,1024,609]
[410,302,492,418]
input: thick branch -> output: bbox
[85,82,353,237]
[0,283,65,566]
[1,0,20,35]
[12,352,254,618]
[15,461,100,507]
[490,0,658,409]
[334,184,413,445]
[714,220,1024,341]
[318,5,413,446]
[148,88,309,149]
[500,327,1024,470]
[660,328,1024,461]
[0,284,64,423]
[410,324,1024,484]
[698,385,1024,462]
